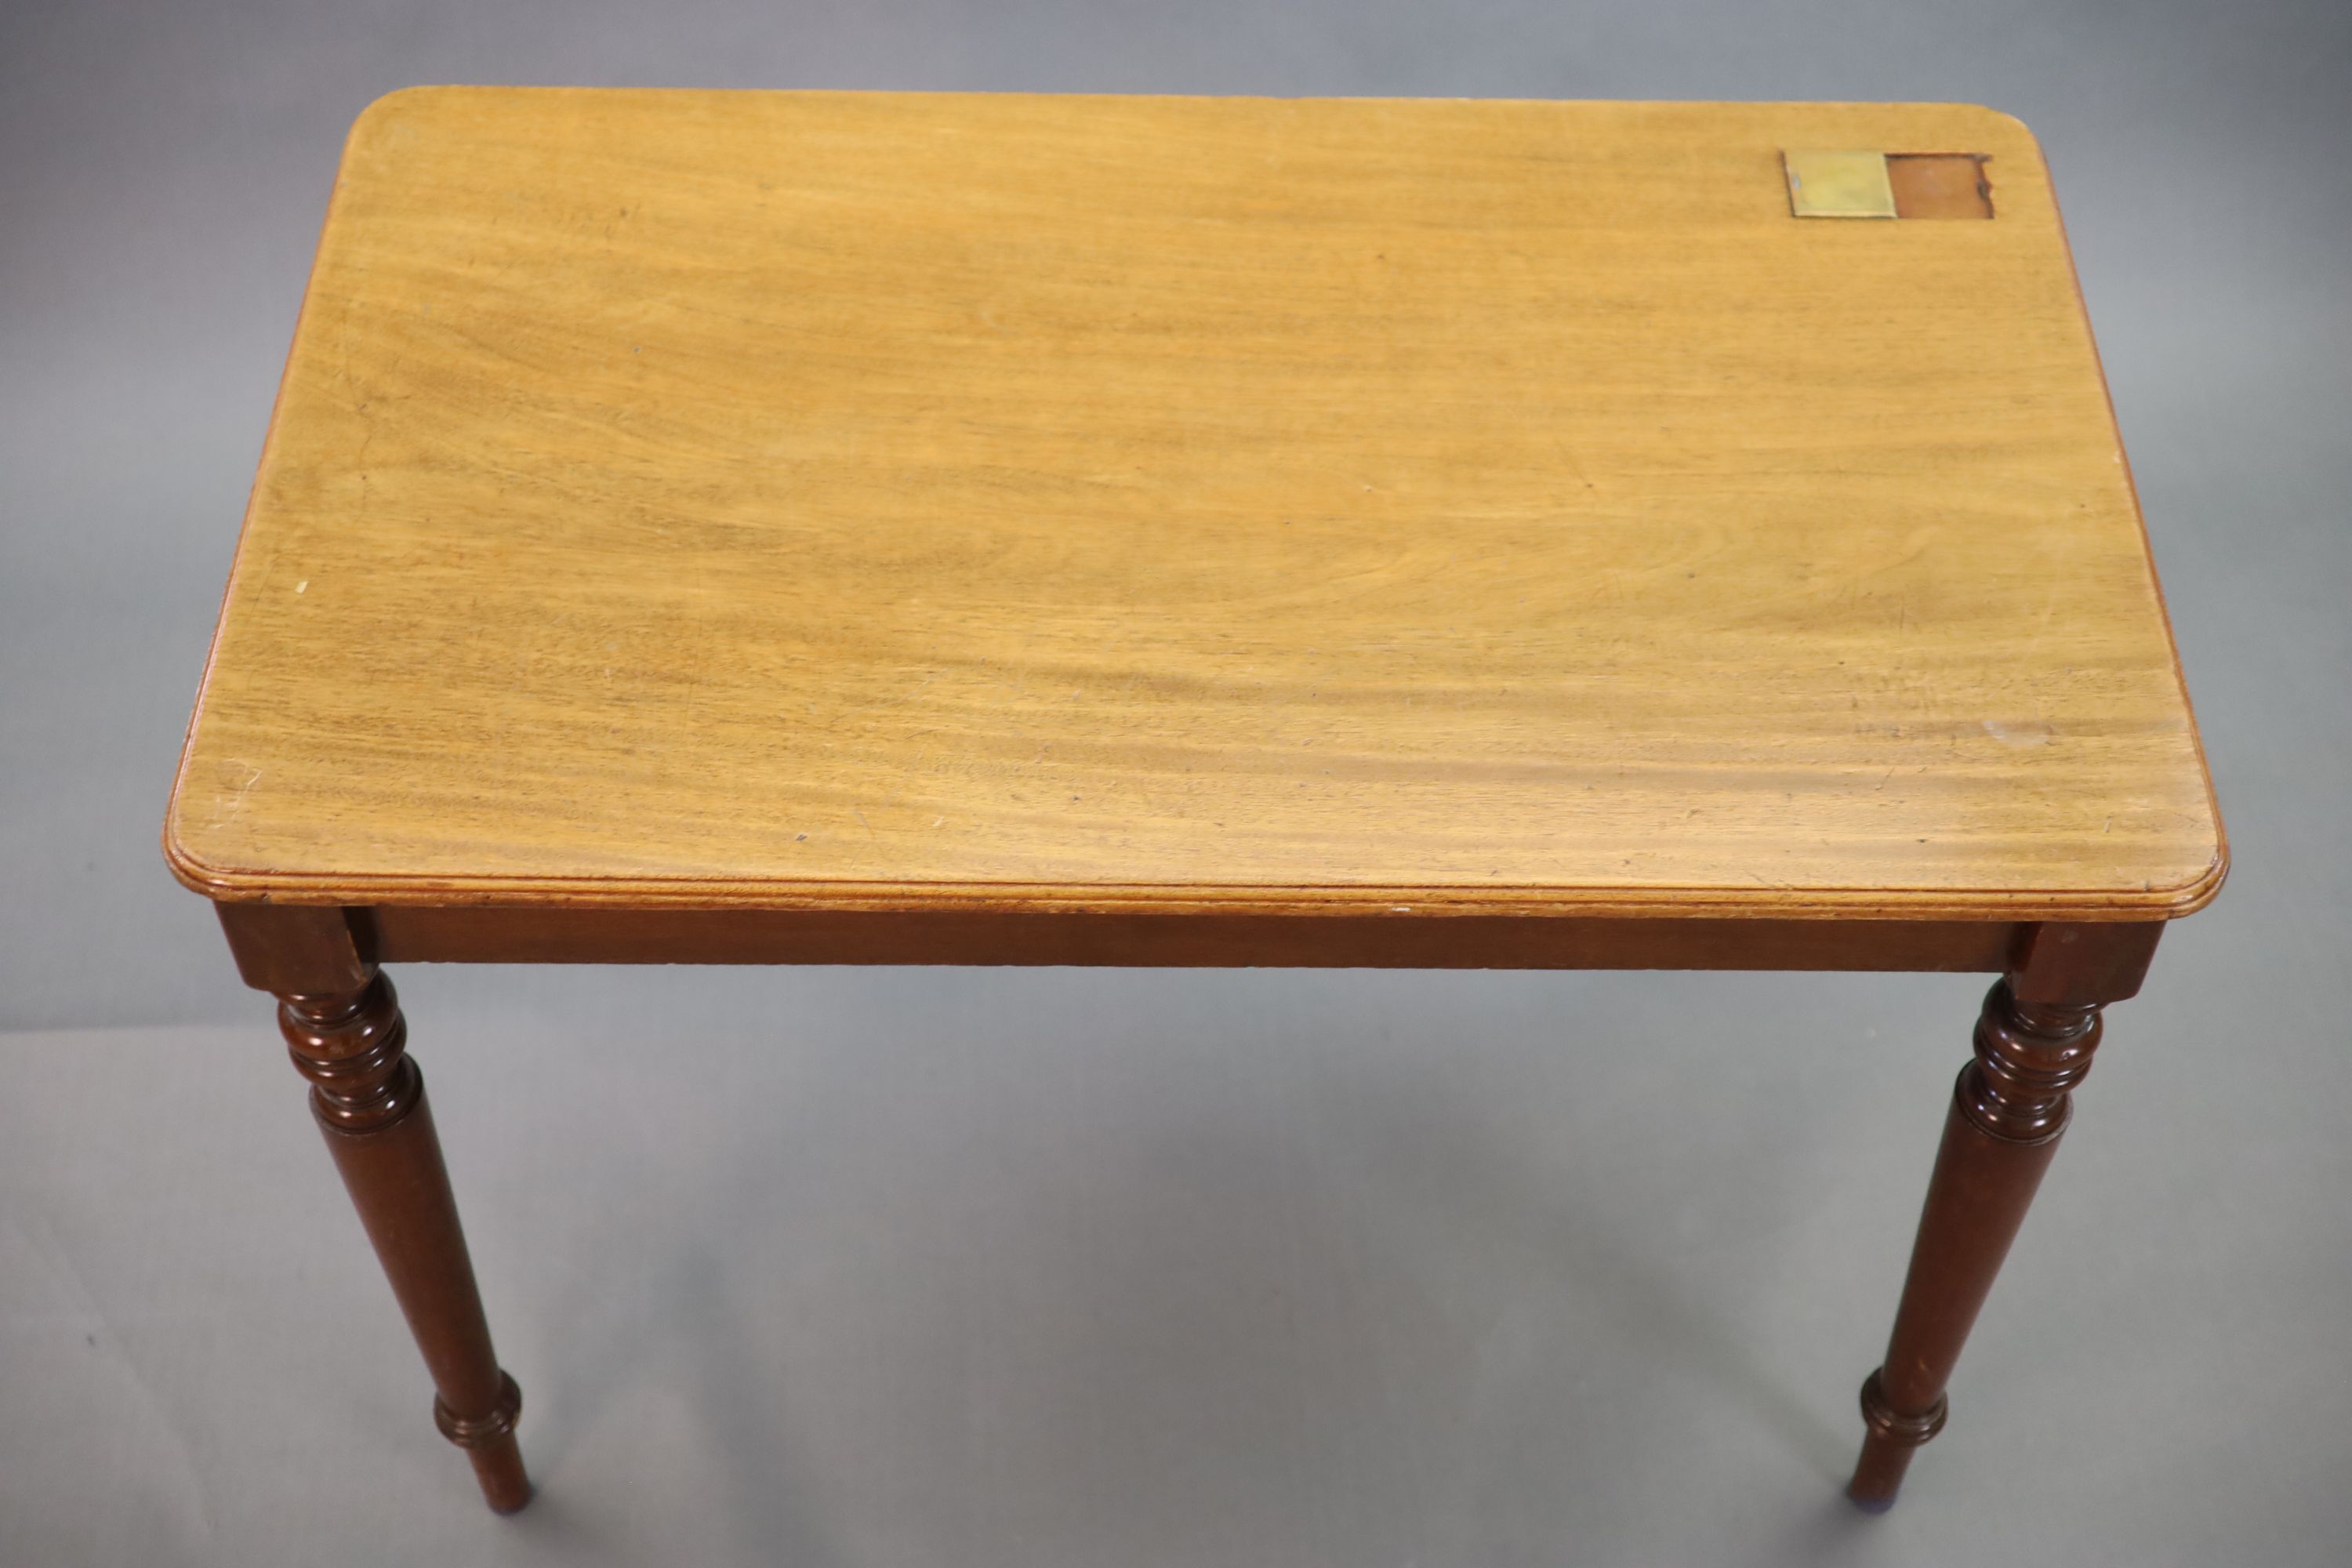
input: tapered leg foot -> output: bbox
[1847,1368,1946,1508]
[438,1370,530,1512]
[1846,976,2103,1510]
[282,973,531,1513]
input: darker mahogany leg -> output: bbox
[279,972,532,1512]
[1846,975,2107,1510]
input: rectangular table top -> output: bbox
[166,89,2223,920]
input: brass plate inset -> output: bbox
[1782,150,1896,218]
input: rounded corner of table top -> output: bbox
[1922,100,2045,153]
[2147,840,2229,921]
[159,811,252,906]
[162,779,321,909]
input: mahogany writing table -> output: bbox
[165,89,2224,1516]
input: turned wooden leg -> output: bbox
[280,971,531,1513]
[1847,974,2107,1509]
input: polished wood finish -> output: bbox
[1847,921,2151,1508]
[164,89,2222,922]
[366,904,2028,973]
[216,900,372,994]
[278,964,528,1513]
[2006,916,2161,1004]
[168,92,2226,1520]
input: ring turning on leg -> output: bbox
[281,973,532,1513]
[1847,978,2104,1511]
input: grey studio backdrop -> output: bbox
[2,3,2347,1565]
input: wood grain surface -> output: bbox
[165,89,2223,918]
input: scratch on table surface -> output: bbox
[1981,718,2053,748]
[211,765,263,829]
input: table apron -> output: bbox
[353,906,2048,975]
